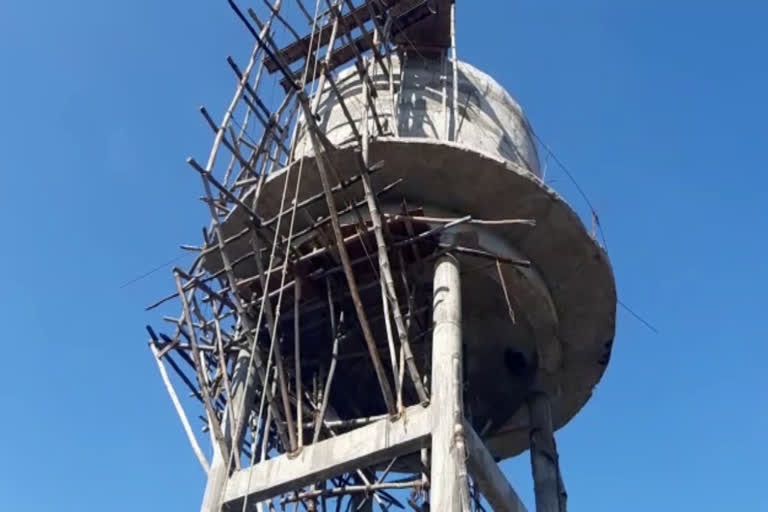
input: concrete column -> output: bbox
[528,392,563,512]
[430,254,468,511]
[200,348,252,512]
[200,445,228,512]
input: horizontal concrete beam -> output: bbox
[223,405,432,508]
[465,421,528,512]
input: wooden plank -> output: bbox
[464,421,528,512]
[222,404,431,507]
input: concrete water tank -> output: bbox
[216,52,616,461]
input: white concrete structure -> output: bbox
[299,55,541,178]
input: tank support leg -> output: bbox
[430,254,471,511]
[527,392,567,512]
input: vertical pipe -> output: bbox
[450,0,459,142]
[381,275,399,389]
[528,392,562,512]
[294,278,303,449]
[441,51,449,141]
[430,254,468,511]
[200,3,287,508]
[389,43,398,137]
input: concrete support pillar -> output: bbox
[200,446,228,512]
[430,255,469,511]
[200,348,253,512]
[528,392,566,512]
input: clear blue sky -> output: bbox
[1,1,766,510]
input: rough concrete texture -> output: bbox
[297,54,541,177]
[208,58,616,460]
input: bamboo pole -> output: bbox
[174,273,230,463]
[310,3,341,114]
[297,93,396,414]
[204,298,239,468]
[283,481,422,501]
[442,50,449,140]
[150,342,210,473]
[312,281,341,443]
[198,170,290,512]
[383,214,536,227]
[205,0,283,180]
[323,0,384,134]
[359,164,428,404]
[381,275,399,396]
[294,278,303,449]
[362,47,399,402]
[274,338,297,452]
[246,203,298,454]
[450,0,459,142]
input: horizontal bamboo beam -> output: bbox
[265,0,402,72]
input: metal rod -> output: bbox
[294,277,303,449]
[450,0,459,142]
[284,481,423,501]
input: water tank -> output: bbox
[213,53,616,461]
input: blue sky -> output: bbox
[1,1,766,510]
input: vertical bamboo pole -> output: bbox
[297,95,396,414]
[174,273,229,463]
[150,343,210,473]
[359,29,428,406]
[441,51,449,140]
[450,0,459,142]
[310,6,340,115]
[294,278,303,449]
[381,275,399,390]
[313,286,341,443]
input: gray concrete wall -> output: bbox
[297,54,541,177]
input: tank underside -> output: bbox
[207,137,616,460]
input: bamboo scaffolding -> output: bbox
[297,92,397,414]
[145,2,509,509]
[175,272,230,463]
[197,172,290,464]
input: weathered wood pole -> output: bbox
[430,254,469,511]
[149,343,210,473]
[527,392,564,512]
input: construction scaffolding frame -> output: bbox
[145,1,542,511]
